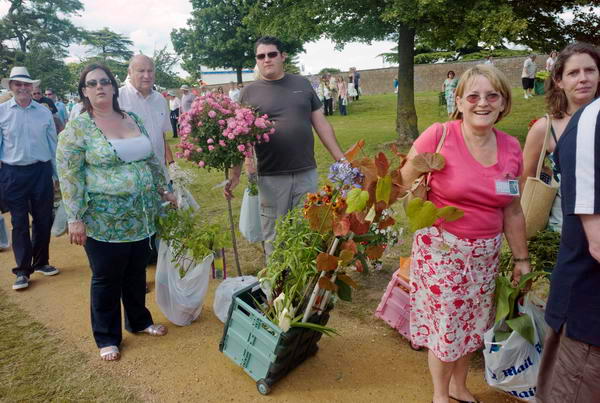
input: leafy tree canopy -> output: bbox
[319,67,341,75]
[171,0,304,83]
[82,28,134,62]
[248,0,600,143]
[152,46,185,89]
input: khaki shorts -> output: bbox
[536,324,600,403]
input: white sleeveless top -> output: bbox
[109,135,153,162]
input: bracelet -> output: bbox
[337,156,347,163]
[513,257,530,263]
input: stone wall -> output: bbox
[193,54,548,96]
[309,55,548,95]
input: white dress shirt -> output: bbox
[118,82,171,166]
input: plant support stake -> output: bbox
[225,169,242,276]
[302,237,340,322]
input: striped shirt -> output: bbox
[545,97,600,346]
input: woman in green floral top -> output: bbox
[56,64,176,361]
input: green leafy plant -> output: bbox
[157,208,231,278]
[536,70,551,81]
[499,229,560,277]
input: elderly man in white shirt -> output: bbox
[119,55,174,169]
[118,54,175,277]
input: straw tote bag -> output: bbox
[520,115,559,239]
[401,123,448,205]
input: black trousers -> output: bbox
[84,237,154,348]
[0,161,53,277]
[324,98,333,116]
[170,108,179,138]
[354,83,360,100]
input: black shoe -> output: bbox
[34,265,59,276]
[13,275,29,290]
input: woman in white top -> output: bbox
[546,51,558,71]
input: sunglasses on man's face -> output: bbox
[464,93,501,104]
[45,93,53,96]
[85,78,112,88]
[255,51,279,60]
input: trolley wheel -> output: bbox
[410,342,423,351]
[256,379,271,395]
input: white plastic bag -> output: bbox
[238,188,263,243]
[175,184,200,211]
[51,203,67,237]
[213,275,258,323]
[155,240,212,326]
[483,296,545,401]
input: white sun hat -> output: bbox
[1,66,41,89]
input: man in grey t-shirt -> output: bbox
[224,36,345,255]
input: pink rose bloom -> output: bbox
[207,138,214,144]
[198,161,205,167]
[263,134,270,142]
[196,147,202,152]
[183,150,191,158]
[227,134,235,140]
[175,152,183,158]
[219,140,226,147]
[218,119,225,126]
[208,110,217,118]
[269,128,275,135]
[237,144,246,152]
[208,145,215,151]
[254,118,266,129]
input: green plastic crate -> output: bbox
[219,282,330,395]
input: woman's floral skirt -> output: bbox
[409,226,502,362]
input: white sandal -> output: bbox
[99,345,120,361]
[140,324,167,336]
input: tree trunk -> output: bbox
[236,67,243,84]
[396,25,419,146]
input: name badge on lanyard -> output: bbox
[495,174,519,196]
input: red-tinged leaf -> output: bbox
[316,252,338,271]
[305,204,333,234]
[378,216,395,229]
[354,260,364,273]
[366,245,385,260]
[411,152,446,173]
[354,157,378,187]
[333,217,351,236]
[375,152,389,177]
[389,143,406,158]
[338,273,359,289]
[349,213,370,235]
[342,239,358,254]
[389,183,404,205]
[339,249,355,265]
[344,139,365,162]
[318,277,338,291]
[390,167,402,186]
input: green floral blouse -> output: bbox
[56,112,167,243]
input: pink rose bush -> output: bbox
[177,92,276,172]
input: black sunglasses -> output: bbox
[255,51,279,60]
[85,78,112,88]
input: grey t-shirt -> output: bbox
[240,74,322,175]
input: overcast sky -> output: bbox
[0,0,398,76]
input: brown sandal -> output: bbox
[140,324,167,336]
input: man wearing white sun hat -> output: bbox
[0,66,60,291]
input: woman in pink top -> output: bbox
[400,65,530,403]
[337,76,348,116]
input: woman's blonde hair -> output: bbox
[450,64,512,123]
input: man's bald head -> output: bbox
[128,54,155,96]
